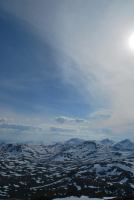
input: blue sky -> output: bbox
[0,8,93,117]
[0,1,134,142]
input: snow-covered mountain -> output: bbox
[64,138,85,146]
[113,139,134,151]
[0,139,133,200]
[100,139,114,146]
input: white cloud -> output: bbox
[89,109,112,120]
[55,116,86,124]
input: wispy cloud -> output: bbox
[50,126,75,133]
[55,116,86,124]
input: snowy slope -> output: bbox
[54,196,115,200]
[113,139,134,151]
[100,139,114,146]
[54,196,102,200]
[64,138,85,146]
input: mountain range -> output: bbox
[0,138,134,200]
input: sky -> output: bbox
[0,0,134,143]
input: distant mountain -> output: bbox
[54,140,97,161]
[64,138,85,146]
[0,138,133,199]
[113,139,134,151]
[1,143,24,153]
[100,138,115,146]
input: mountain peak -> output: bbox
[64,138,85,146]
[100,138,114,146]
[113,139,134,151]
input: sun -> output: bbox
[128,33,134,51]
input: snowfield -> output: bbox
[54,196,101,200]
[54,196,115,200]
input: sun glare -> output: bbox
[128,33,134,51]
